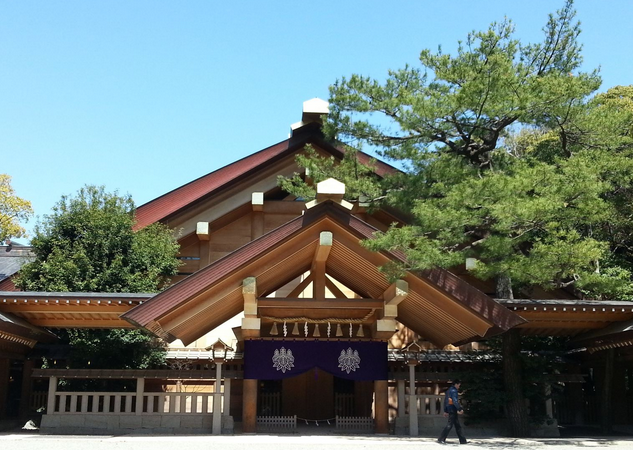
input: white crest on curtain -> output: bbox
[272,347,295,373]
[338,347,361,374]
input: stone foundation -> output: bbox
[40,414,234,435]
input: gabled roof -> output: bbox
[133,128,397,230]
[0,245,34,290]
[124,201,524,347]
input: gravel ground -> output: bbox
[1,434,632,450]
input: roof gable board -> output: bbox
[124,201,524,347]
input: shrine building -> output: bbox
[1,99,632,435]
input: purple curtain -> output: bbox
[244,340,387,380]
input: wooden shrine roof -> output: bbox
[499,299,633,337]
[0,291,153,329]
[124,201,524,347]
[133,129,397,230]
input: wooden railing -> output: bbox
[49,392,221,415]
[408,394,444,416]
[257,415,296,432]
[30,391,48,412]
[336,415,373,432]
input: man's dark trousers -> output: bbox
[438,406,467,444]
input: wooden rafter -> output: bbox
[325,275,349,299]
[311,231,332,298]
[286,273,314,298]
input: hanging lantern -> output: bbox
[270,322,279,335]
[336,323,343,337]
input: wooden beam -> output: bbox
[0,304,133,313]
[258,298,383,309]
[27,319,134,328]
[325,276,349,299]
[372,318,397,340]
[196,222,210,241]
[312,231,332,299]
[262,201,305,215]
[286,273,314,298]
[516,321,606,329]
[384,280,408,306]
[243,277,257,317]
[383,280,408,318]
[313,231,332,264]
[251,192,264,212]
[241,317,261,338]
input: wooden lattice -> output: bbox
[256,415,297,433]
[335,415,373,433]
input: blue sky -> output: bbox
[2,1,632,243]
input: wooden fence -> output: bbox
[256,415,297,432]
[408,394,444,416]
[49,391,219,415]
[335,415,373,432]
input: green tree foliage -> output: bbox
[15,185,181,369]
[319,0,633,299]
[277,144,383,204]
[280,1,632,436]
[0,174,33,242]
[55,329,166,370]
[15,185,180,293]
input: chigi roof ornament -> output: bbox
[290,97,329,135]
[305,178,353,210]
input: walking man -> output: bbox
[437,379,467,444]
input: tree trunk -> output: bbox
[502,328,530,437]
[496,274,514,300]
[600,349,615,434]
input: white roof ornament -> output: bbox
[290,98,330,135]
[305,178,353,210]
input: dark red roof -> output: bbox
[133,130,398,230]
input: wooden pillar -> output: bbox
[312,231,331,299]
[197,222,211,268]
[0,358,9,419]
[503,328,530,437]
[213,362,223,434]
[242,378,258,433]
[397,379,406,418]
[223,378,231,417]
[408,363,418,436]
[600,349,615,434]
[544,384,553,420]
[19,359,35,420]
[568,365,585,425]
[252,192,264,240]
[374,380,389,434]
[135,377,145,415]
[46,376,57,415]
